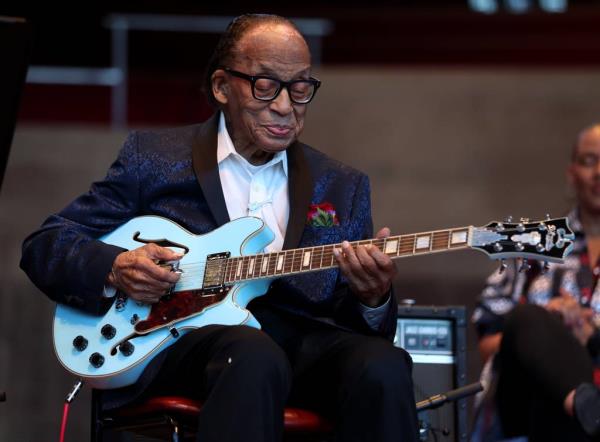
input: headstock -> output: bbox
[471,216,574,271]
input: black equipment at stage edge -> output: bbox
[394,304,471,442]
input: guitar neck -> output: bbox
[223,226,473,284]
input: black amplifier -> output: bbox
[395,304,468,442]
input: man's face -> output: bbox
[212,23,312,161]
[568,126,600,214]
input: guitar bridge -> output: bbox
[203,252,230,293]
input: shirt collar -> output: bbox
[217,112,288,176]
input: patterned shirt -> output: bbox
[472,209,600,338]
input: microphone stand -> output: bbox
[417,381,483,412]
[416,382,483,440]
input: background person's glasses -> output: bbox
[222,68,321,104]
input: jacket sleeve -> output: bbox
[20,132,141,315]
[332,174,399,340]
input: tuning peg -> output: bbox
[519,259,531,273]
[496,222,505,232]
[545,213,551,221]
[536,243,545,252]
[505,215,513,223]
[538,222,547,231]
[541,261,550,274]
[498,259,507,274]
[517,223,525,232]
[515,242,524,252]
[493,242,503,252]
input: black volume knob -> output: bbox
[89,352,105,368]
[72,335,88,352]
[101,324,116,340]
[119,341,135,357]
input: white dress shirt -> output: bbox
[217,113,289,252]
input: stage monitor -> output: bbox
[395,304,468,442]
[0,16,31,192]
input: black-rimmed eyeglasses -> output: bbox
[222,68,321,104]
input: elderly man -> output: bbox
[472,125,600,441]
[21,14,418,442]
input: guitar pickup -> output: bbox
[203,252,230,290]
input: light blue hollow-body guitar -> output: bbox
[53,215,574,389]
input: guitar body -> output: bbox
[53,215,274,389]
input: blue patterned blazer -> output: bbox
[21,113,397,343]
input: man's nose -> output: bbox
[269,87,294,115]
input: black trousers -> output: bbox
[140,309,419,442]
[495,304,595,441]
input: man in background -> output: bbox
[472,124,600,441]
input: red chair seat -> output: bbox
[103,395,333,440]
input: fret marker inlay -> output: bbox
[384,239,398,254]
[248,258,255,275]
[451,231,468,244]
[416,236,430,249]
[261,257,269,273]
[235,260,242,277]
[276,255,284,271]
[302,251,311,267]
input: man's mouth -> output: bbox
[264,125,293,137]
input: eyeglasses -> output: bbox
[222,68,321,104]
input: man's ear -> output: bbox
[211,70,229,105]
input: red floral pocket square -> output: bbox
[307,202,340,227]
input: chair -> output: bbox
[91,391,333,442]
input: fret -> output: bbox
[315,245,325,270]
[431,230,450,251]
[283,250,293,274]
[294,249,303,272]
[241,256,250,279]
[399,235,415,256]
[432,230,450,251]
[268,253,278,275]
[223,259,231,283]
[326,245,335,267]
[292,249,302,273]
[228,258,236,282]
[255,254,264,278]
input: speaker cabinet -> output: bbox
[395,305,468,442]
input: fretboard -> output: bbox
[222,226,472,284]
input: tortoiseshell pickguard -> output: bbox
[134,288,231,334]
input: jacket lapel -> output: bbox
[191,113,230,227]
[283,141,313,250]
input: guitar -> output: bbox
[53,215,574,389]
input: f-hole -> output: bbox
[132,232,190,254]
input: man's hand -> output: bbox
[333,227,397,308]
[546,290,596,346]
[107,243,183,304]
